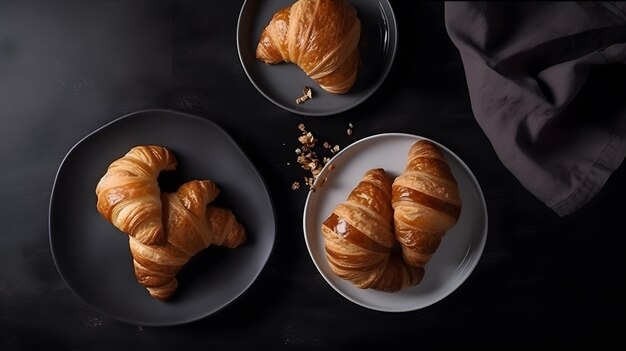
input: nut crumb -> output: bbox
[291,181,301,190]
[293,123,341,191]
[296,86,313,104]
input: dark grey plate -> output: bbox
[49,109,276,326]
[237,0,397,116]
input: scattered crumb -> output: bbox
[291,123,343,191]
[296,86,313,104]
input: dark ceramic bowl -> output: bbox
[237,0,398,116]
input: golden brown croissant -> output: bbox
[256,0,361,94]
[130,180,246,300]
[95,145,177,245]
[322,168,424,292]
[392,140,462,267]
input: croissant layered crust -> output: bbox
[322,168,424,292]
[129,180,246,300]
[392,140,462,267]
[95,146,246,300]
[321,141,463,292]
[95,145,177,245]
[161,180,221,257]
[256,0,361,94]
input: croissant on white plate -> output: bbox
[391,140,462,267]
[256,0,361,94]
[321,168,424,292]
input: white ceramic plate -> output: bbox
[237,0,397,116]
[303,133,488,312]
[49,109,276,326]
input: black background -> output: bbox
[1,1,624,349]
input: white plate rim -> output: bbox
[302,132,488,312]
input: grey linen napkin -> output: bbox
[444,1,626,216]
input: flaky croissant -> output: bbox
[95,145,177,245]
[96,146,246,300]
[130,180,246,300]
[322,168,424,292]
[392,140,462,267]
[256,0,361,94]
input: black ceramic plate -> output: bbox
[237,0,397,116]
[49,109,276,326]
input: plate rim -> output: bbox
[302,132,488,312]
[236,0,399,117]
[48,108,277,326]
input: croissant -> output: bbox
[130,180,247,300]
[95,145,177,245]
[321,168,424,292]
[391,140,462,267]
[256,0,361,94]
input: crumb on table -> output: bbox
[291,123,345,191]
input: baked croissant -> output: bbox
[256,0,361,94]
[130,180,247,300]
[95,145,177,245]
[392,140,462,267]
[322,168,424,292]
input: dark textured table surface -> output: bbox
[1,1,625,348]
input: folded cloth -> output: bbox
[444,1,626,216]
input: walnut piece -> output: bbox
[291,123,338,191]
[296,86,313,105]
[289,123,355,191]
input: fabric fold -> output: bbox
[444,1,626,215]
